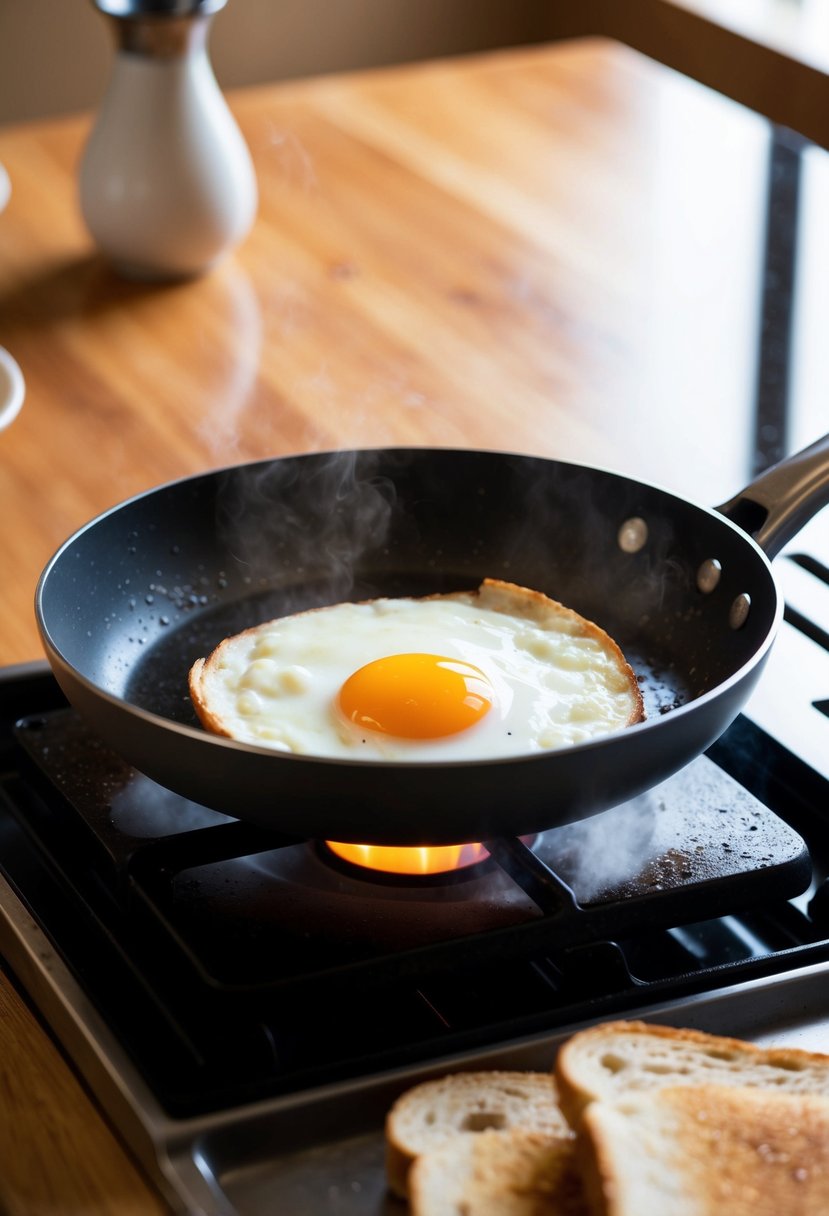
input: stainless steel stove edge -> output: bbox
[0,869,228,1215]
[3,866,829,1215]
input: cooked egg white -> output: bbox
[188,579,644,761]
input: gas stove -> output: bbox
[0,544,828,1214]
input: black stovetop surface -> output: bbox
[2,560,829,1120]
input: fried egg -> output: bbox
[188,579,644,761]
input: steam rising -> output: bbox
[552,756,773,904]
[554,790,660,904]
[110,773,232,838]
[216,449,400,607]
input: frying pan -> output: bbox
[36,438,829,845]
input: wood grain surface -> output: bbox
[0,34,822,1214]
[0,976,167,1215]
[0,37,790,668]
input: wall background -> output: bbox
[0,0,547,126]
[1,2,824,142]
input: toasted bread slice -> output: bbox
[410,1127,588,1216]
[580,1083,829,1216]
[555,1021,829,1127]
[385,1070,572,1199]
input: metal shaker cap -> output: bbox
[92,0,228,16]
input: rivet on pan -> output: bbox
[697,559,722,594]
[729,593,751,630]
[618,517,648,553]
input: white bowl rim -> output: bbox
[0,345,25,431]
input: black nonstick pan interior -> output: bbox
[37,448,784,843]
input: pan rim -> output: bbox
[35,445,783,772]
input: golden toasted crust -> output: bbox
[555,1020,829,1129]
[410,1127,589,1216]
[581,1084,829,1216]
[188,656,230,737]
[384,1070,571,1200]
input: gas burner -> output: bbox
[321,839,493,879]
[9,701,813,999]
[2,652,828,1212]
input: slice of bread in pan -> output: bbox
[410,1127,588,1216]
[555,1020,829,1127]
[580,1083,829,1216]
[385,1070,572,1199]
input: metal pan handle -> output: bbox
[717,432,829,558]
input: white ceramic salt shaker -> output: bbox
[79,0,257,280]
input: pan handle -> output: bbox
[716,432,829,558]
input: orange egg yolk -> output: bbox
[338,653,494,739]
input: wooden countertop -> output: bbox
[2,34,803,669]
[0,34,825,1214]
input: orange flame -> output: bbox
[325,840,489,875]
